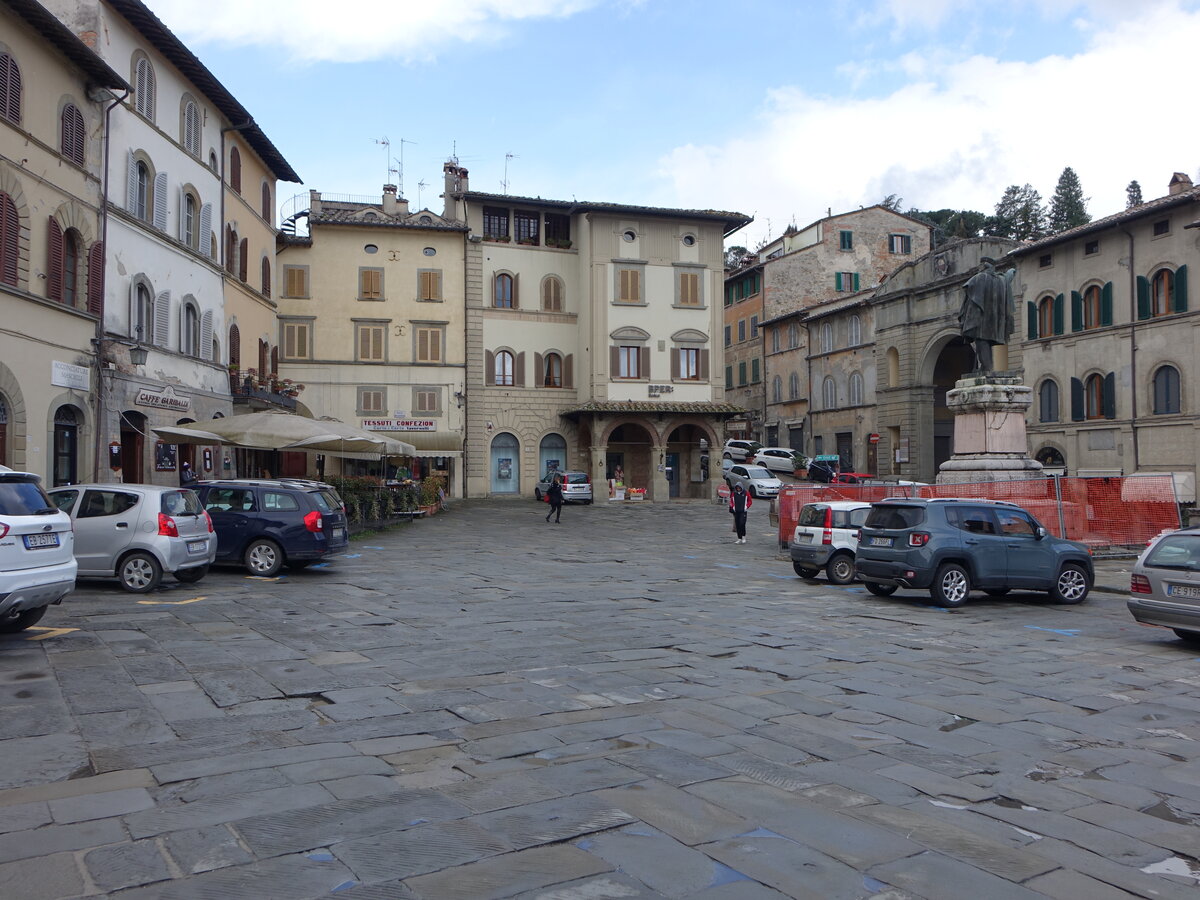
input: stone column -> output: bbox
[936,375,1043,483]
[650,444,669,501]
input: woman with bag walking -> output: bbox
[545,474,564,523]
[728,482,752,543]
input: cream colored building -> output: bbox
[0,0,128,483]
[276,186,469,495]
[442,163,751,500]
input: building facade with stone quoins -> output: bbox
[442,163,751,500]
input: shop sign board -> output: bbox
[361,419,436,432]
[135,385,190,412]
[51,361,90,391]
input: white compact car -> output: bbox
[723,440,763,462]
[790,501,872,584]
[725,464,783,499]
[0,467,77,632]
[753,447,804,474]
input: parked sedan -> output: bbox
[1128,526,1200,642]
[49,484,215,593]
[753,447,805,474]
[725,464,783,499]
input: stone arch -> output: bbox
[50,200,95,248]
[46,392,90,486]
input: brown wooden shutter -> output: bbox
[417,328,429,361]
[670,348,680,379]
[0,193,18,286]
[86,241,104,316]
[512,273,520,309]
[534,353,543,386]
[47,217,64,302]
[699,349,709,379]
[228,323,240,367]
[238,238,248,281]
[358,326,369,360]
[271,345,279,374]
[515,351,525,386]
[485,350,495,385]
[61,105,84,165]
[610,345,619,375]
[564,354,573,388]
[1,53,22,124]
[230,146,241,193]
[261,258,271,297]
[639,346,649,378]
[430,329,441,362]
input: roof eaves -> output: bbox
[4,0,130,91]
[1012,188,1200,255]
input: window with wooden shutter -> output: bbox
[284,266,307,298]
[86,242,104,316]
[228,323,240,368]
[495,350,514,385]
[1039,380,1059,422]
[153,290,170,347]
[134,56,155,120]
[47,217,64,302]
[0,53,20,125]
[415,390,437,413]
[679,348,699,380]
[356,324,385,361]
[618,268,640,303]
[360,268,383,300]
[261,183,272,223]
[153,172,168,231]
[543,353,563,387]
[1151,268,1173,316]
[1083,285,1101,330]
[1085,373,1104,419]
[358,388,384,413]
[0,192,19,286]
[182,100,200,156]
[542,277,562,311]
[494,273,513,307]
[1037,297,1052,338]
[679,271,699,305]
[416,326,442,363]
[229,146,241,193]
[61,104,85,165]
[283,322,310,359]
[238,238,248,282]
[63,230,80,307]
[418,269,441,301]
[261,257,271,297]
[617,346,641,378]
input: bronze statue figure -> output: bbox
[959,257,1015,373]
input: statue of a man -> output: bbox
[959,256,1015,373]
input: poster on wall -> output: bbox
[544,459,560,475]
[497,458,512,480]
[155,441,178,471]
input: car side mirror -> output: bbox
[1035,527,1047,540]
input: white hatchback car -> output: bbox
[0,466,76,632]
[790,501,873,584]
[725,464,783,499]
[753,447,804,474]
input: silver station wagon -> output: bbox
[49,484,217,593]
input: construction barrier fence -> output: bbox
[775,475,1181,550]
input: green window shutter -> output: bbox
[1070,377,1084,421]
[1053,294,1064,335]
[1100,282,1113,326]
[1175,264,1188,312]
[1027,301,1037,340]
[853,273,860,291]
[751,358,760,383]
[738,361,746,385]
[1103,372,1116,419]
[725,366,733,389]
[835,272,843,291]
[1137,275,1150,320]
[1070,291,1082,332]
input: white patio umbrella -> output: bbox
[151,411,382,455]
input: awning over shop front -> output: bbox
[398,432,465,457]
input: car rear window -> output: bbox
[798,505,827,526]
[1144,535,1200,570]
[311,490,342,513]
[0,477,53,516]
[565,473,589,485]
[161,490,202,516]
[866,504,926,529]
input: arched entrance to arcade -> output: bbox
[665,422,719,499]
[602,421,655,499]
[921,334,975,480]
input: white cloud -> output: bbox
[148,0,603,63]
[659,2,1200,247]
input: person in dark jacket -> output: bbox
[179,461,197,486]
[728,482,752,543]
[545,474,564,523]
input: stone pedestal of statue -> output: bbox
[936,374,1044,483]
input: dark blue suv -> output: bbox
[195,479,348,576]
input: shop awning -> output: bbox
[398,432,465,457]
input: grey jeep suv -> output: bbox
[854,498,1093,607]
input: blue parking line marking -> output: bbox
[716,563,740,569]
[344,553,362,559]
[1024,625,1080,636]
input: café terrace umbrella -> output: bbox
[151,411,413,457]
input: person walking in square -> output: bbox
[729,482,752,543]
[545,474,564,523]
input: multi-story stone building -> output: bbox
[1014,174,1200,499]
[0,0,128,483]
[45,0,297,484]
[759,306,808,452]
[442,163,750,500]
[722,260,764,440]
[276,186,469,495]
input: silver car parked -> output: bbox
[49,484,216,593]
[1128,526,1200,642]
[725,464,783,499]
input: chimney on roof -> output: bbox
[1169,172,1193,195]
[308,189,322,216]
[442,161,469,222]
[382,184,397,215]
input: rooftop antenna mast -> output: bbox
[396,138,417,196]
[417,179,428,209]
[374,137,391,186]
[501,151,518,195]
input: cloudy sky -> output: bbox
[147,0,1200,248]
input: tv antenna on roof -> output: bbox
[417,179,428,209]
[374,137,391,186]
[501,152,518,195]
[394,138,417,196]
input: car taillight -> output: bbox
[204,510,214,533]
[158,513,179,537]
[822,507,834,545]
[0,522,8,539]
[304,510,323,533]
[1131,574,1152,594]
[908,532,930,547]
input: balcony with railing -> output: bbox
[228,370,299,410]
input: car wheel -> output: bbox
[1173,628,1200,643]
[793,562,819,578]
[866,582,898,597]
[174,565,208,584]
[749,485,758,498]
[0,605,48,633]
[1050,563,1090,604]
[119,552,163,593]
[534,489,542,502]
[287,560,313,571]
[244,539,284,577]
[984,588,1010,597]
[723,452,732,460]
[931,563,970,608]
[826,553,855,585]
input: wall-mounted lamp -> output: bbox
[453,390,466,409]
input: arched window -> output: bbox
[771,327,780,354]
[62,229,80,307]
[1039,379,1059,422]
[261,183,272,223]
[134,56,155,120]
[182,100,200,155]
[886,347,900,387]
[183,303,200,357]
[788,321,799,349]
[1085,373,1105,420]
[261,257,271,297]
[134,283,153,343]
[495,273,514,308]
[772,375,782,403]
[822,376,836,409]
[1038,295,1054,337]
[495,350,514,386]
[1,52,22,125]
[1153,365,1181,415]
[60,103,85,165]
[228,323,241,369]
[542,276,562,311]
[183,193,196,249]
[134,161,149,221]
[543,352,562,387]
[229,146,241,193]
[819,322,833,353]
[52,406,79,486]
[0,191,18,286]
[1151,268,1175,316]
[789,372,799,400]
[1083,285,1102,330]
[258,338,268,373]
[849,372,864,406]
[848,315,861,346]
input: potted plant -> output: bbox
[419,476,444,515]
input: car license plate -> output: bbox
[869,536,893,547]
[23,533,60,549]
[187,540,207,553]
[796,533,812,543]
[1168,583,1200,599]
[332,527,346,540]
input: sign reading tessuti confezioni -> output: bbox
[361,419,436,432]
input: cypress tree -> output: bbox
[1048,167,1091,233]
[1126,180,1143,208]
